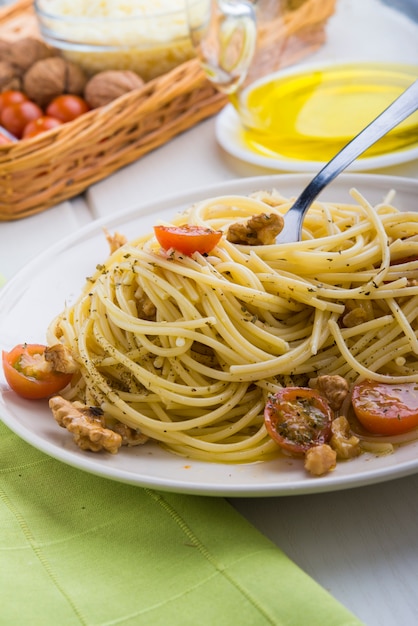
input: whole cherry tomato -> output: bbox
[0,90,28,113]
[2,343,73,400]
[46,94,90,122]
[22,115,63,138]
[1,100,43,138]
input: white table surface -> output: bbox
[1,1,418,624]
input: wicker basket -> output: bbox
[0,0,335,220]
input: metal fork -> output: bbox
[275,78,418,244]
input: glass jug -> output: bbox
[187,0,418,165]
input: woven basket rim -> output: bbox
[0,57,211,164]
[0,0,336,220]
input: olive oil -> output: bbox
[238,63,418,162]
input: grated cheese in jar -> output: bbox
[35,0,203,79]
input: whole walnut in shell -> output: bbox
[0,39,11,61]
[23,57,87,107]
[1,37,55,74]
[84,70,144,108]
[0,61,22,92]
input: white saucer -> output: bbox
[216,103,418,173]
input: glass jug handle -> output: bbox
[187,0,257,94]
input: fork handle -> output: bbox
[288,78,418,230]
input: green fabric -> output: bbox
[0,421,363,626]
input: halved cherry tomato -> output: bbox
[46,94,90,123]
[1,101,43,138]
[0,90,28,113]
[22,115,62,138]
[264,387,333,455]
[154,224,222,256]
[352,380,418,435]
[2,344,73,400]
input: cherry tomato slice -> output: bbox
[22,115,62,138]
[2,344,73,400]
[1,101,43,138]
[46,94,90,122]
[154,225,222,256]
[0,90,28,113]
[264,387,333,455]
[352,380,418,435]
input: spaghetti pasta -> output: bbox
[47,187,418,463]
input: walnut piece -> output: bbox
[111,421,149,447]
[84,70,144,108]
[304,444,337,476]
[49,396,123,454]
[103,228,128,253]
[44,344,79,374]
[23,57,87,107]
[330,416,361,459]
[134,286,156,320]
[227,213,284,245]
[309,374,349,411]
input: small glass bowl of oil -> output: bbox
[235,61,418,163]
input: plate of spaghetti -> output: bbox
[1,173,418,496]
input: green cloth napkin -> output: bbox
[0,420,362,626]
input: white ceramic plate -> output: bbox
[1,173,418,497]
[216,104,418,173]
